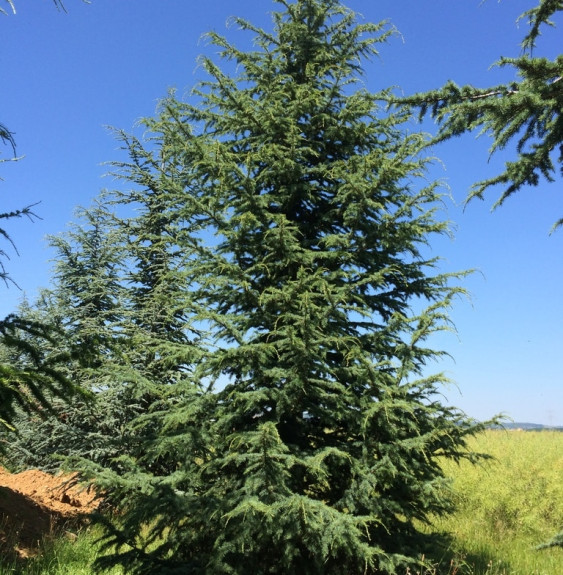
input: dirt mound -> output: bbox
[0,467,99,559]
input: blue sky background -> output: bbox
[1,0,561,425]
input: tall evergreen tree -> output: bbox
[48,200,125,367]
[82,2,491,574]
[108,129,203,389]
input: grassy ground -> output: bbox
[426,430,563,575]
[1,430,561,574]
[0,528,123,575]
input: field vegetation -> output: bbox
[1,430,560,575]
[427,430,563,575]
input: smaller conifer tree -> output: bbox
[0,201,128,469]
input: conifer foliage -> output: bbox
[65,1,486,573]
[0,311,74,434]
[1,202,129,468]
[400,0,562,227]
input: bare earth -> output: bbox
[0,467,99,559]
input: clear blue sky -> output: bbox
[1,0,561,425]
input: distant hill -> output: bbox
[488,421,563,431]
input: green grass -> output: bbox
[426,430,563,575]
[0,526,123,575]
[1,430,561,574]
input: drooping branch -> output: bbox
[393,2,562,228]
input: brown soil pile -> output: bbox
[0,467,100,560]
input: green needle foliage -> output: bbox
[70,2,491,574]
[2,180,204,473]
[0,201,130,469]
[0,217,74,443]
[0,311,75,435]
[398,0,563,227]
[0,174,76,443]
[0,204,39,289]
